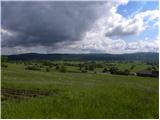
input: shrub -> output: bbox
[42,61,53,67]
[130,65,136,70]
[124,69,130,75]
[81,70,87,73]
[55,64,60,70]
[152,66,157,71]
[88,65,95,71]
[24,62,28,66]
[146,67,152,71]
[1,64,8,68]
[46,67,50,72]
[109,67,119,74]
[1,56,8,62]
[78,64,83,70]
[25,65,41,71]
[110,68,130,76]
[102,68,108,73]
[60,65,67,72]
[85,66,88,70]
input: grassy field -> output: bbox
[1,63,159,119]
[114,61,152,72]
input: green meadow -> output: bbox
[1,62,159,119]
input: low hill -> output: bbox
[3,52,159,63]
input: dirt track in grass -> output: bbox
[1,88,52,101]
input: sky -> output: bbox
[1,0,159,55]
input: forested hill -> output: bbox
[4,52,159,63]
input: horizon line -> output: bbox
[2,51,159,56]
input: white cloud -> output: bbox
[58,7,159,54]
[126,39,159,52]
[105,9,159,36]
[1,28,14,37]
[1,1,158,54]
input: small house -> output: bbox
[137,70,159,77]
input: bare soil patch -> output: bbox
[1,88,53,101]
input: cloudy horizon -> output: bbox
[1,0,159,55]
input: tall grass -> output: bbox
[1,63,159,118]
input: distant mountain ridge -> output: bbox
[4,52,159,63]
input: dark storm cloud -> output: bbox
[2,1,106,48]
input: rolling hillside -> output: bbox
[4,52,159,63]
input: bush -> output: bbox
[130,65,136,70]
[85,66,88,70]
[42,61,53,67]
[96,63,103,68]
[78,64,83,70]
[46,67,50,72]
[102,68,108,73]
[1,56,8,62]
[24,62,28,66]
[124,69,130,75]
[146,67,152,71]
[152,65,157,71]
[55,64,60,70]
[88,65,95,71]
[25,65,41,71]
[60,65,67,72]
[110,68,130,76]
[1,64,8,68]
[81,70,87,73]
[109,67,119,74]
[84,65,95,71]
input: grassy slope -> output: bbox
[115,62,151,72]
[1,63,159,119]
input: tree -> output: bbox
[102,68,108,73]
[152,65,157,71]
[124,69,130,75]
[25,65,41,71]
[81,69,87,73]
[1,56,8,62]
[130,65,136,70]
[78,64,83,70]
[46,67,50,72]
[42,61,53,67]
[88,65,94,71]
[146,67,152,71]
[56,64,60,70]
[109,67,118,74]
[60,65,67,72]
[85,66,88,70]
[1,64,8,68]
